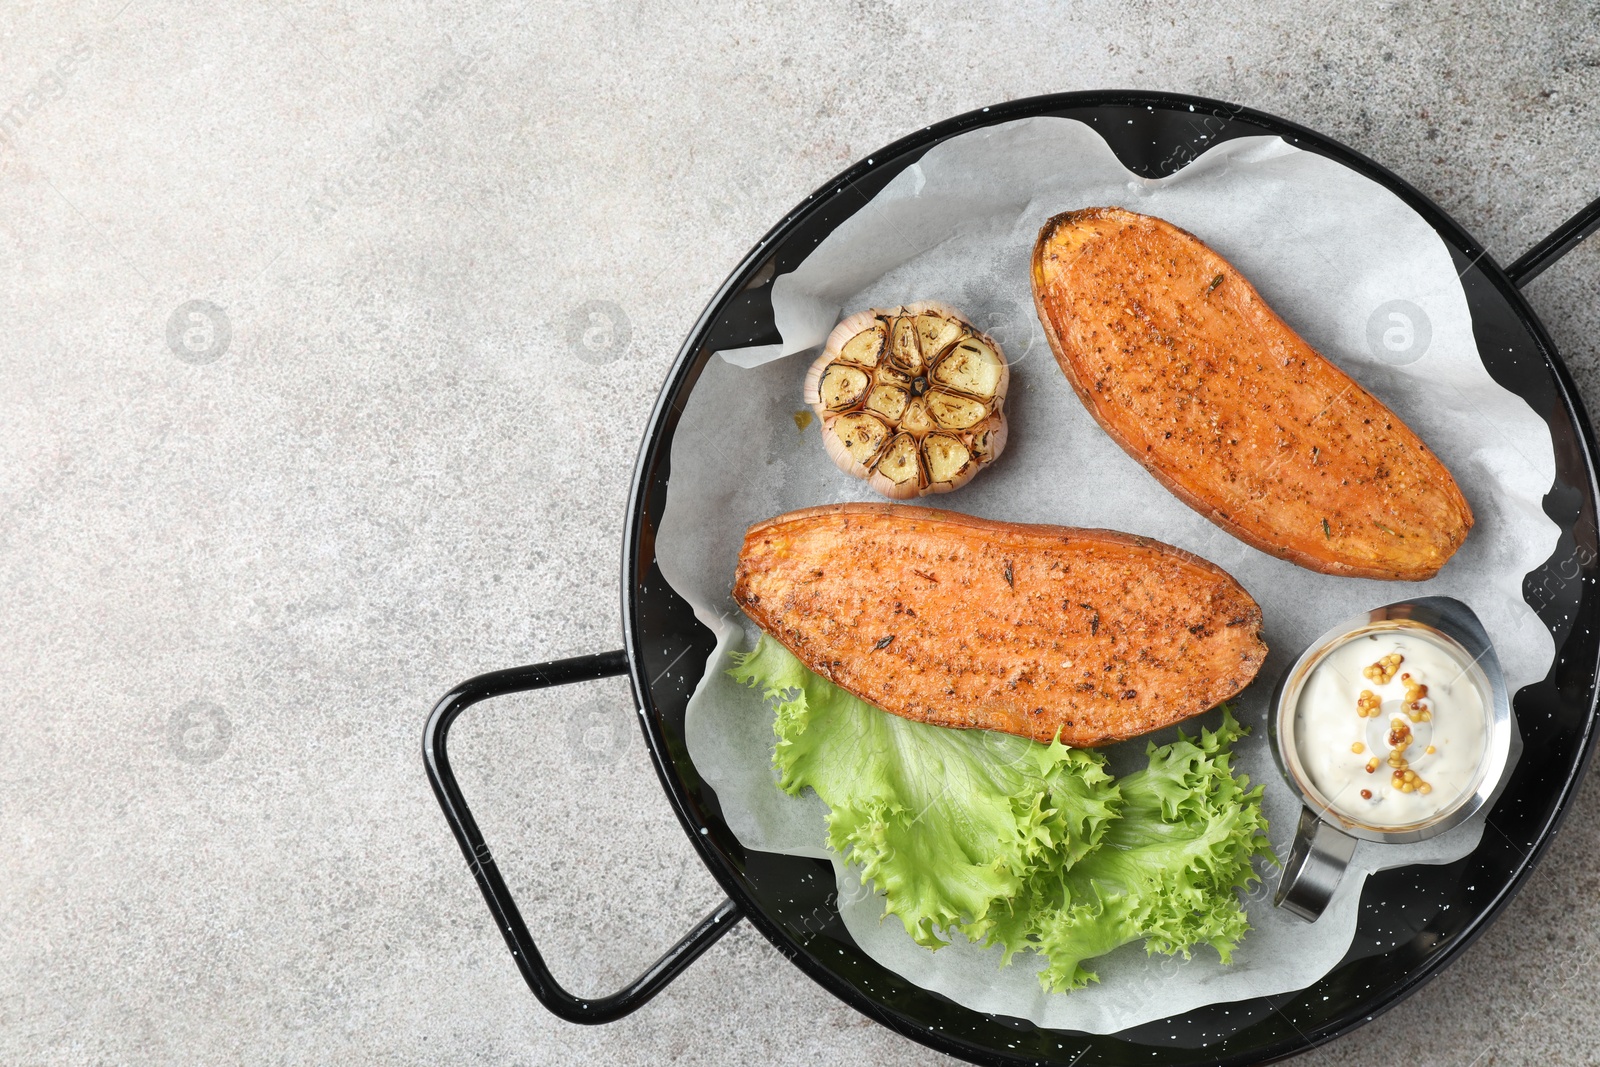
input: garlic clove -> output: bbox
[876,365,912,388]
[829,412,891,473]
[914,314,963,362]
[931,337,1004,398]
[817,364,871,411]
[869,432,924,498]
[900,396,938,435]
[889,316,925,374]
[922,433,972,486]
[839,322,885,367]
[970,419,1004,463]
[864,382,909,421]
[926,389,988,430]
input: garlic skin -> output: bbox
[803,301,1009,499]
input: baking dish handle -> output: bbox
[423,649,742,1024]
[1506,193,1600,287]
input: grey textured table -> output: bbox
[4,2,1600,1063]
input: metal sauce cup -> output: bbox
[1268,596,1515,921]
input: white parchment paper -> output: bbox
[656,117,1560,1034]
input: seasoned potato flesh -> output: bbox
[805,302,1009,498]
[734,504,1268,746]
[1031,206,1473,580]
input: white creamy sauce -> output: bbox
[1293,629,1487,828]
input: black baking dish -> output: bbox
[424,91,1600,1065]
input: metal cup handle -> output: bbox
[1275,807,1358,922]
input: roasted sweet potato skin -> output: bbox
[1031,207,1473,581]
[732,503,1267,746]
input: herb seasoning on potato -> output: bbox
[804,301,1008,498]
[734,502,1267,746]
[1031,206,1473,581]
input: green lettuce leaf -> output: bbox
[727,636,1274,991]
[1001,714,1276,990]
[729,636,1119,946]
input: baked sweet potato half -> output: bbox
[1031,206,1473,581]
[732,503,1267,746]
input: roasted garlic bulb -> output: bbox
[804,301,1008,498]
